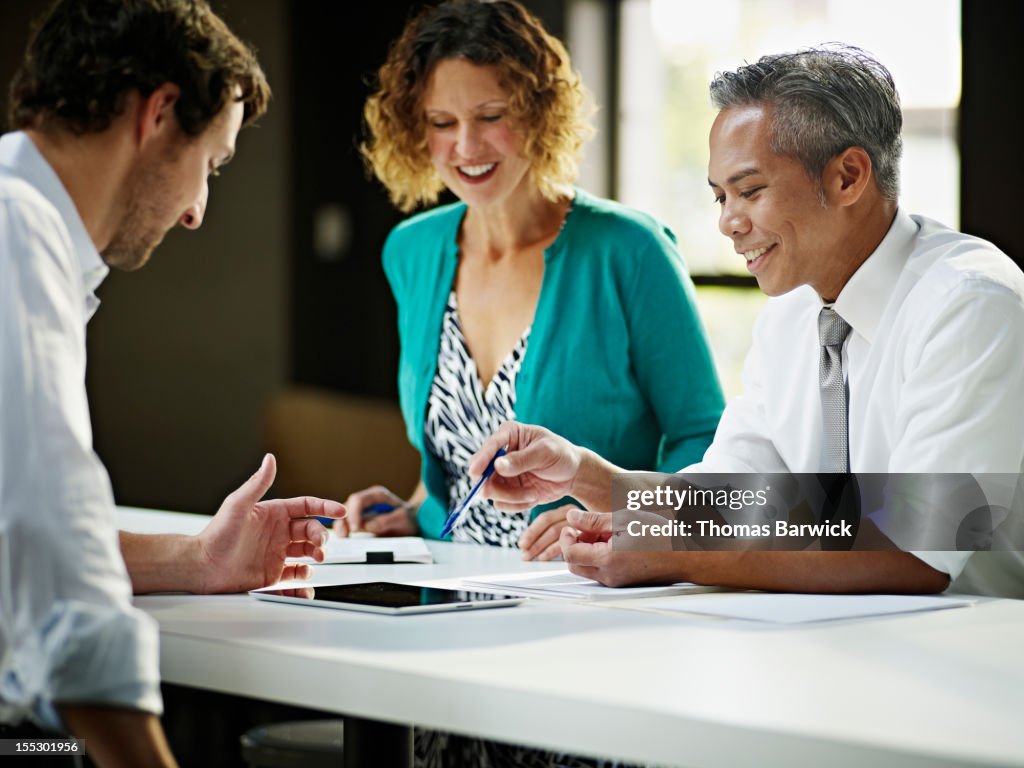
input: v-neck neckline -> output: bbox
[446,290,531,397]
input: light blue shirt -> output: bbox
[0,132,161,730]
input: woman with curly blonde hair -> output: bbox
[339,0,723,575]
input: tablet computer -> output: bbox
[250,581,524,615]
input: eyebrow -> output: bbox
[425,100,508,114]
[707,167,762,188]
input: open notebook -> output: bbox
[633,592,974,623]
[292,536,433,565]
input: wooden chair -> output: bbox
[262,386,420,503]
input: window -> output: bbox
[615,0,961,395]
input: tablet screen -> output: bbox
[252,581,523,614]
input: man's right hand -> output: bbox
[469,421,588,513]
[334,485,417,537]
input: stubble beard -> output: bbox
[101,157,176,272]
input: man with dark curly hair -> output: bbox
[0,2,343,765]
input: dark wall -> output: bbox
[0,3,48,132]
[286,2,419,399]
[85,1,293,513]
[960,0,1023,270]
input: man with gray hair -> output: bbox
[469,45,1024,596]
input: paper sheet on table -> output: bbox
[462,569,710,600]
[291,536,433,565]
[636,593,973,623]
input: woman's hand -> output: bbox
[334,485,418,537]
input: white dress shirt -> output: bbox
[0,132,161,729]
[689,209,1024,594]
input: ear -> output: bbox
[135,83,182,147]
[823,146,873,208]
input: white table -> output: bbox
[119,507,1024,767]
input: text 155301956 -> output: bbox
[0,739,84,755]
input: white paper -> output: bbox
[637,592,973,623]
[462,569,708,600]
[292,536,433,565]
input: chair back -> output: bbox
[262,387,419,501]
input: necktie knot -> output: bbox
[819,307,852,348]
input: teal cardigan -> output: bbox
[383,189,725,539]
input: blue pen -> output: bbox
[315,503,395,528]
[441,447,507,539]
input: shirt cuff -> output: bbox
[909,550,972,583]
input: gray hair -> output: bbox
[709,44,902,201]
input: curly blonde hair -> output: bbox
[362,0,593,212]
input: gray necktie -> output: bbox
[819,307,852,472]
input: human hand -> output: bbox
[469,422,583,513]
[195,454,345,593]
[518,504,577,561]
[333,485,417,537]
[559,508,678,587]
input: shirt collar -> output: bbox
[831,208,918,344]
[0,131,109,316]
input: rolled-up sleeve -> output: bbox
[891,280,1024,581]
[1,592,162,730]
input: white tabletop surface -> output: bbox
[119,507,1024,767]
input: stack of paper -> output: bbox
[462,569,710,600]
[635,593,973,623]
[293,536,433,565]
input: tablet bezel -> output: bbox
[250,581,524,615]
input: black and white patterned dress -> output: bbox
[424,290,530,547]
[415,294,639,768]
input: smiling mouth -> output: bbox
[457,163,497,182]
[742,243,775,272]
